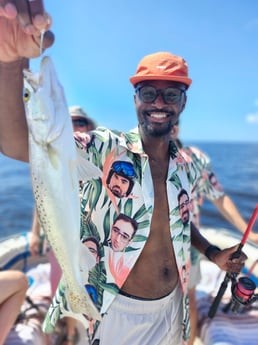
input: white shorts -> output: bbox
[92,281,183,345]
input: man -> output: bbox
[69,106,97,195]
[69,105,97,133]
[0,4,246,344]
[171,122,258,345]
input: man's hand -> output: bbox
[211,244,247,274]
[0,0,54,62]
[74,131,92,150]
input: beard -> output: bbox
[139,118,174,137]
[110,186,124,198]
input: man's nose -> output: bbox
[152,93,165,106]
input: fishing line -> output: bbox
[39,29,45,56]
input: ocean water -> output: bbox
[0,154,33,239]
[0,142,258,239]
[188,142,258,234]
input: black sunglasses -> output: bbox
[135,85,185,105]
[72,119,88,127]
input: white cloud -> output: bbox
[246,112,258,124]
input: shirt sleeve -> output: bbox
[187,146,225,201]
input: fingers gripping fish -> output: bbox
[23,56,101,321]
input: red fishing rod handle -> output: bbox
[232,205,258,259]
[241,204,258,245]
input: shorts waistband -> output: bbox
[113,280,182,314]
[119,289,172,301]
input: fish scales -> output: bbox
[23,56,101,321]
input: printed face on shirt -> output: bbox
[108,173,131,198]
[110,218,136,252]
[83,238,100,263]
[106,161,137,198]
[178,191,190,226]
[209,173,223,192]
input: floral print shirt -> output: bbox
[180,145,225,267]
[43,128,211,344]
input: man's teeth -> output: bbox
[150,113,167,118]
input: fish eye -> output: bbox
[23,88,30,102]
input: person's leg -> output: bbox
[0,270,28,345]
[48,250,78,345]
[47,249,62,296]
[188,287,198,345]
[62,317,78,345]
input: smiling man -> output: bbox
[131,52,188,139]
[0,8,247,344]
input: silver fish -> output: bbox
[23,56,101,321]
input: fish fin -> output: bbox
[76,153,102,180]
[47,144,60,170]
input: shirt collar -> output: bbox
[123,127,179,160]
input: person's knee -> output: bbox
[14,271,29,294]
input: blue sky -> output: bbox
[31,0,258,142]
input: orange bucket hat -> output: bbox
[129,52,192,88]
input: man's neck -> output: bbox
[140,131,170,162]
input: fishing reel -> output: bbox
[223,274,258,313]
[208,205,258,319]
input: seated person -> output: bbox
[0,270,28,345]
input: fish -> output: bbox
[23,56,101,321]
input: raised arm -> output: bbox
[0,0,54,161]
[213,195,258,244]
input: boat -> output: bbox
[1,228,258,345]
[0,232,87,345]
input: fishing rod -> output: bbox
[208,204,258,318]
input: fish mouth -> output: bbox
[23,69,41,92]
